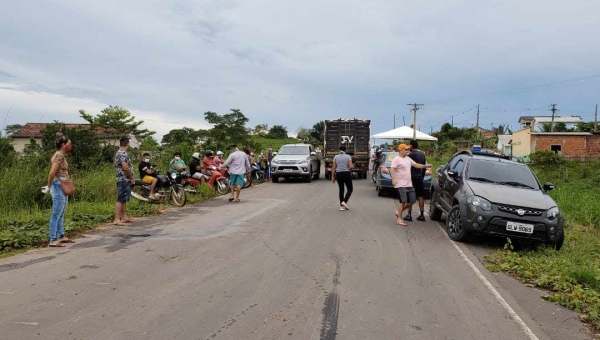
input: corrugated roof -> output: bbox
[532,116,582,123]
[11,123,120,138]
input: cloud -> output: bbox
[0,0,599,138]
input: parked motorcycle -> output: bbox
[251,162,265,184]
[181,168,230,196]
[131,169,187,206]
[220,167,252,189]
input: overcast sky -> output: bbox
[1,0,599,140]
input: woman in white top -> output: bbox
[331,145,354,211]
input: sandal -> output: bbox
[234,199,241,202]
[417,215,426,222]
[396,219,408,226]
[228,197,235,202]
[49,243,65,247]
[59,238,75,243]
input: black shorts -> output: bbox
[412,176,425,198]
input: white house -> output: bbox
[530,116,582,132]
[10,123,141,154]
[497,135,512,155]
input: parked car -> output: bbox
[429,150,564,249]
[271,144,321,183]
[374,152,431,198]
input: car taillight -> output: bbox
[381,166,389,174]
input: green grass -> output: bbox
[486,161,600,330]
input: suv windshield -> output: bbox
[278,146,309,155]
[467,160,539,190]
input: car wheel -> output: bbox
[312,170,319,180]
[372,172,376,183]
[446,206,471,242]
[376,185,384,197]
[272,176,279,183]
[429,191,443,221]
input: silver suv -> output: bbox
[271,144,321,183]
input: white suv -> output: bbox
[271,144,321,183]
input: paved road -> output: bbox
[0,176,592,340]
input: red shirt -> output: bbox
[203,157,215,172]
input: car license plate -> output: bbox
[506,221,534,234]
[283,169,293,172]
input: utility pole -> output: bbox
[476,104,480,135]
[550,103,559,132]
[407,103,424,139]
[394,114,396,129]
[595,104,598,132]
[451,115,454,127]
[403,116,406,126]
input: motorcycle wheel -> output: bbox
[253,171,265,184]
[131,184,149,202]
[216,178,230,196]
[182,182,198,194]
[242,173,252,189]
[171,185,187,207]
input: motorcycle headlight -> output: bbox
[467,196,492,212]
[170,172,177,179]
[547,207,560,220]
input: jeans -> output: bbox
[49,178,68,242]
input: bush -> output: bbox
[530,150,564,165]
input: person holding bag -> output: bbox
[41,132,74,247]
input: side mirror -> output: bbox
[543,182,555,191]
[437,165,446,172]
[310,152,316,156]
[447,170,459,178]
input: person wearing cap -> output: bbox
[138,152,158,200]
[169,151,187,174]
[220,144,251,202]
[405,140,427,221]
[214,151,224,168]
[391,143,428,226]
[189,152,205,183]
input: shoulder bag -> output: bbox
[60,178,76,196]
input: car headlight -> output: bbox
[298,159,308,165]
[272,160,278,165]
[547,207,560,220]
[170,172,177,179]
[467,196,492,212]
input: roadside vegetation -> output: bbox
[1,106,322,254]
[485,152,600,330]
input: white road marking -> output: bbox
[436,222,540,340]
[10,322,39,326]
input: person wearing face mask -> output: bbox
[169,151,187,174]
[42,132,74,247]
[138,152,158,200]
[214,151,224,168]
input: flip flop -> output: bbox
[394,211,399,217]
[123,219,134,223]
[234,199,241,202]
[396,220,408,226]
[112,222,126,226]
[60,239,75,243]
[228,197,235,202]
[49,243,65,247]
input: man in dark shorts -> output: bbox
[113,137,135,225]
[405,140,427,221]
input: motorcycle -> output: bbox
[251,162,265,184]
[220,167,252,189]
[181,168,230,196]
[131,169,187,206]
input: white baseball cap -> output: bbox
[192,152,200,159]
[216,150,223,155]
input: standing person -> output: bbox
[391,144,428,226]
[405,140,427,221]
[266,145,274,181]
[114,138,135,226]
[331,145,354,211]
[220,144,250,202]
[42,132,74,247]
[169,151,187,174]
[138,152,158,200]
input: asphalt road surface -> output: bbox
[0,176,593,340]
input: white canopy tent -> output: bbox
[371,126,438,141]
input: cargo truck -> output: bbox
[323,119,371,179]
